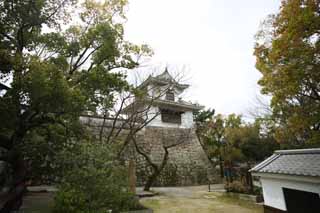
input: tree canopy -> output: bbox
[254,0,320,147]
[0,0,152,211]
[196,112,278,166]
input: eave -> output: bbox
[122,98,204,113]
[251,172,320,184]
[153,99,204,112]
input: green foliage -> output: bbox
[0,0,152,181]
[0,0,152,210]
[21,121,85,184]
[225,121,278,162]
[0,0,152,143]
[194,108,215,123]
[53,142,138,213]
[196,113,278,164]
[254,0,320,146]
[196,113,243,163]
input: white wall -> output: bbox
[148,85,183,101]
[147,106,194,128]
[143,83,193,128]
[181,111,194,128]
[261,177,320,211]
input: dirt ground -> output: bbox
[140,185,263,213]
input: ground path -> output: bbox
[140,185,263,213]
[19,185,263,213]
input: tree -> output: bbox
[0,0,151,211]
[194,108,215,124]
[224,119,278,190]
[132,129,192,191]
[195,111,223,178]
[195,112,242,179]
[115,70,193,191]
[254,0,320,147]
[225,120,278,163]
[196,112,278,186]
[53,142,138,213]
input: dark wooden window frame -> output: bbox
[165,90,175,101]
[160,108,182,124]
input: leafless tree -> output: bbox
[132,128,193,191]
[82,66,189,146]
[80,67,192,190]
[246,94,272,120]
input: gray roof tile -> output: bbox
[250,148,320,177]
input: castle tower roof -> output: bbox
[139,68,189,91]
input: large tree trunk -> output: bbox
[128,159,136,194]
[1,131,27,213]
[143,169,160,191]
[246,162,253,193]
[219,156,224,178]
[1,151,27,213]
[143,148,169,192]
[132,136,173,192]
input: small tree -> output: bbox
[53,142,139,213]
[195,112,240,179]
[88,69,192,191]
[196,112,278,188]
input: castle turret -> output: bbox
[127,69,204,128]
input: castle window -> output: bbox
[165,90,175,101]
[160,109,182,124]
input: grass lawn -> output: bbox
[19,187,263,213]
[20,192,54,213]
[140,190,263,213]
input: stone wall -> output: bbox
[133,126,217,186]
[81,116,219,186]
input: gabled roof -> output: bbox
[250,148,320,178]
[139,69,189,90]
[155,68,174,81]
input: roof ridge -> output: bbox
[275,148,320,155]
[249,154,280,172]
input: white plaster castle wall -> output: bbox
[261,177,320,211]
[145,106,165,127]
[147,85,183,101]
[181,111,194,128]
[147,106,194,128]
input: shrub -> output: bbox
[225,181,263,196]
[53,142,139,213]
[225,181,247,193]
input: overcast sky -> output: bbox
[124,0,281,117]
